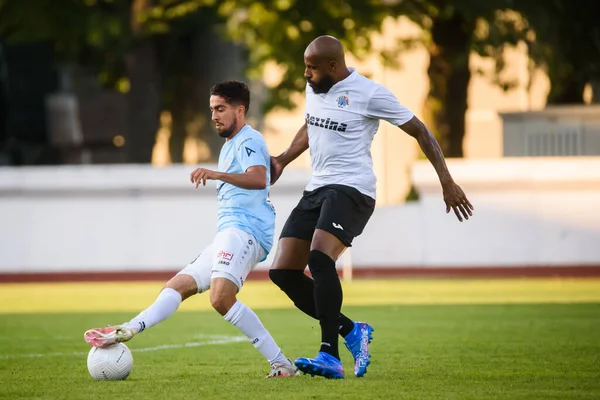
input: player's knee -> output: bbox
[311,230,347,261]
[209,287,237,316]
[210,278,237,315]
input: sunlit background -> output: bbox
[1,0,600,398]
[1,0,599,277]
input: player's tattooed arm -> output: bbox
[399,116,474,222]
[190,165,267,190]
[270,123,309,185]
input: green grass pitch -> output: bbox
[1,300,599,399]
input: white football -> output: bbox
[87,343,134,381]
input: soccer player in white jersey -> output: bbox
[269,36,474,379]
[83,81,298,379]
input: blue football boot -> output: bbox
[344,322,374,377]
[294,351,344,379]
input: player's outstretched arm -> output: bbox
[399,116,474,222]
[270,123,309,185]
[190,165,267,190]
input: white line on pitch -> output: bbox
[134,337,246,352]
[0,335,247,359]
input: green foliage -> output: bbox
[386,0,533,92]
[141,0,535,113]
[6,0,592,110]
[3,0,598,161]
[0,0,88,48]
[0,0,131,88]
[513,0,600,103]
[141,0,391,112]
[212,0,390,111]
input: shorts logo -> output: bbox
[332,222,344,230]
[217,251,234,261]
[337,94,350,108]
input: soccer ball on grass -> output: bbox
[87,343,133,381]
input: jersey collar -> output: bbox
[226,124,250,143]
[330,68,357,92]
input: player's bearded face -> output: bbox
[217,115,237,138]
[210,95,240,138]
[307,73,335,94]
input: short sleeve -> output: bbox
[236,136,268,172]
[365,85,414,126]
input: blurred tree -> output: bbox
[5,0,597,163]
[514,0,600,105]
[0,0,244,163]
[0,0,136,162]
[203,0,531,157]
[151,6,241,164]
[0,0,131,87]
[126,0,161,163]
[102,0,533,159]
[143,0,391,161]
[145,0,600,159]
[0,41,7,156]
[378,0,531,157]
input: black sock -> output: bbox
[269,269,355,338]
[338,313,355,338]
[308,250,342,360]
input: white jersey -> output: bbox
[304,68,414,199]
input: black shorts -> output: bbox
[280,184,376,247]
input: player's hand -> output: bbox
[442,181,473,222]
[270,156,284,185]
[190,168,217,188]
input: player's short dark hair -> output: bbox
[210,80,250,115]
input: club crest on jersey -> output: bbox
[336,94,350,108]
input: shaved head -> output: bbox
[303,35,350,94]
[304,35,346,63]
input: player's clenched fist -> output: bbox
[190,167,218,188]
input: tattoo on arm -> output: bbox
[400,116,452,184]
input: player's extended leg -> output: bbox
[83,274,198,348]
[84,248,213,348]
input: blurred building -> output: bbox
[501,105,600,157]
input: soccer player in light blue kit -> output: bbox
[84,81,298,379]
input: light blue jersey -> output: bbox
[216,124,275,255]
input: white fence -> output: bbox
[1,157,599,275]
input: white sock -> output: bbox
[224,300,290,365]
[124,288,182,332]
